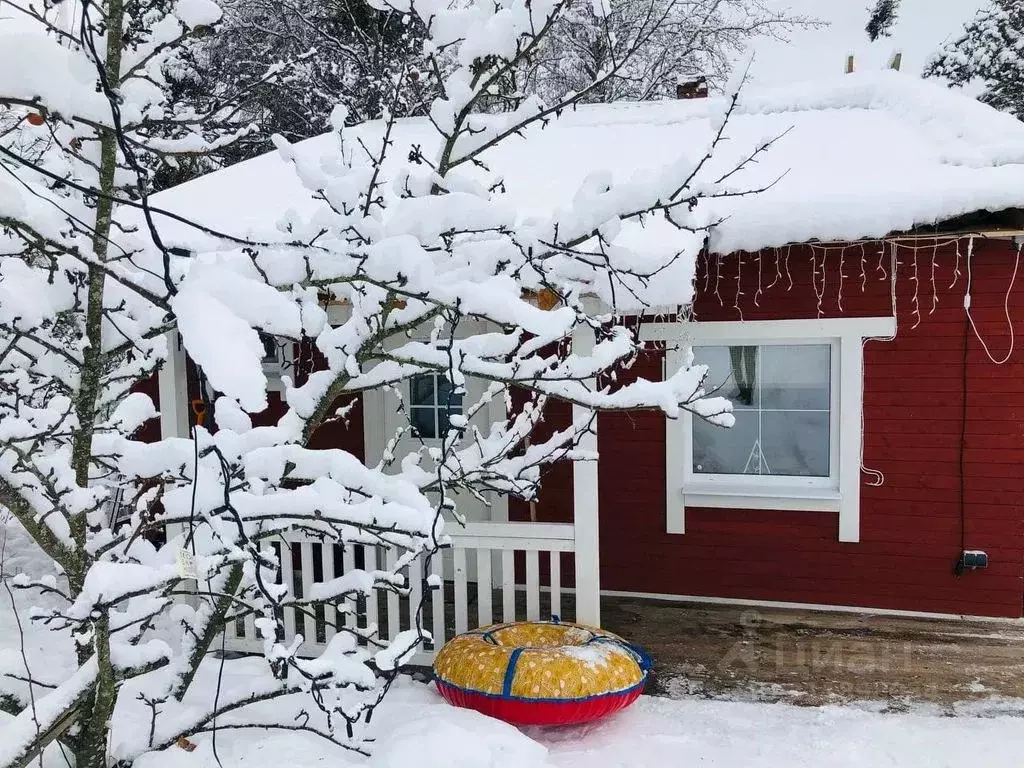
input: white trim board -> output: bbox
[600,590,1024,625]
[640,316,897,342]
[650,316,896,543]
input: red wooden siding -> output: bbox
[590,239,1024,617]
[141,238,1024,617]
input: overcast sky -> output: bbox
[750,0,984,84]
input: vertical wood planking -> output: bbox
[476,549,492,628]
[299,541,315,645]
[430,553,445,650]
[525,549,540,621]
[408,554,422,634]
[342,544,356,631]
[453,547,468,635]
[321,543,337,643]
[385,548,400,642]
[501,549,515,622]
[364,545,378,636]
[549,551,561,620]
[278,538,297,642]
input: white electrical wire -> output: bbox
[859,241,899,488]
[964,235,1019,366]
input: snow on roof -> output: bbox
[151,71,1024,256]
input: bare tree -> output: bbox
[0,0,779,766]
[185,0,440,162]
[511,0,814,106]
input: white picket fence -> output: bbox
[223,521,591,665]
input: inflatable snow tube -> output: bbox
[433,620,651,726]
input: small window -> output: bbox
[259,332,285,368]
[409,373,463,439]
[691,344,832,478]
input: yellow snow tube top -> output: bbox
[433,620,650,725]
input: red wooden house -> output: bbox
[145,71,1024,636]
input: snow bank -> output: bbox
[121,674,1024,768]
[373,703,550,768]
[148,71,1024,260]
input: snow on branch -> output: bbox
[0,0,769,762]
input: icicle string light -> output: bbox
[714,254,723,306]
[930,242,938,315]
[734,253,744,320]
[909,250,921,329]
[950,240,961,289]
[785,245,793,290]
[859,243,867,292]
[810,250,826,318]
[754,251,763,307]
[876,243,887,280]
[767,247,782,291]
[837,246,845,312]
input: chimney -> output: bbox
[676,76,709,100]
[889,51,902,71]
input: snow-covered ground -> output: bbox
[122,675,1024,768]
[3,515,1023,768]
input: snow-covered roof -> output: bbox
[151,71,1024,255]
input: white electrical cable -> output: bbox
[964,235,1019,366]
[859,241,899,488]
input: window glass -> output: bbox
[692,344,831,478]
[409,373,463,439]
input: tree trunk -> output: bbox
[70,1,127,764]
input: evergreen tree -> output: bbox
[865,0,900,42]
[925,1,1024,121]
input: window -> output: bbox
[645,316,897,543]
[691,344,833,479]
[409,373,463,439]
[259,332,287,391]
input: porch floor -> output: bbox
[601,596,1024,709]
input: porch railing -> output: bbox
[223,521,587,665]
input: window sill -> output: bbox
[681,484,841,512]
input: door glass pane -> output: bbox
[436,377,463,410]
[760,411,830,477]
[410,406,435,438]
[411,374,436,406]
[437,407,454,437]
[760,345,831,410]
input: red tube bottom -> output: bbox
[435,679,645,726]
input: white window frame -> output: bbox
[642,317,897,543]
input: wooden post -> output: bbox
[571,322,601,626]
[158,330,189,440]
[845,54,855,74]
[158,331,191,564]
[838,337,863,543]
